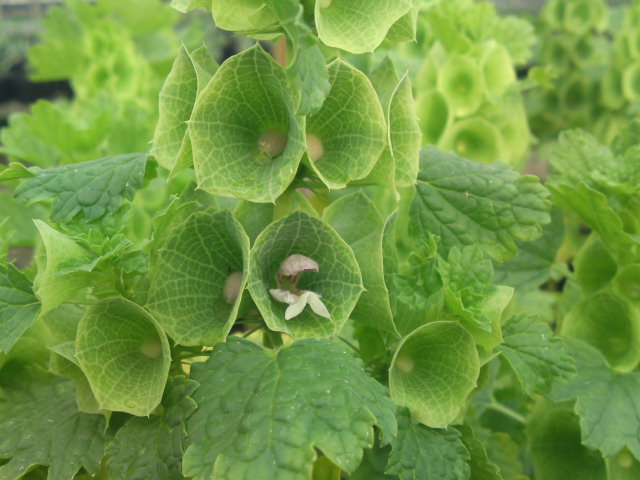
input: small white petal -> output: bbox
[285,292,310,320]
[306,292,331,319]
[269,288,298,305]
[278,254,319,277]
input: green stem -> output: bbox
[486,402,527,425]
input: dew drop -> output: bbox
[395,352,415,373]
[258,130,287,159]
[140,337,163,359]
[306,133,324,162]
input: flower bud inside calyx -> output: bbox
[223,272,244,304]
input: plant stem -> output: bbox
[486,402,527,425]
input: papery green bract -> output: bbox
[0,263,41,354]
[189,44,306,202]
[75,297,171,416]
[0,371,110,480]
[146,209,250,346]
[49,344,102,414]
[151,45,218,170]
[386,408,471,480]
[106,376,198,480]
[549,338,640,461]
[209,0,276,31]
[323,191,397,336]
[498,314,575,396]
[410,147,551,262]
[32,220,92,315]
[315,0,413,54]
[389,321,480,428]
[247,211,363,339]
[182,337,397,480]
[305,59,387,189]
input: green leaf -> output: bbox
[315,0,413,54]
[497,314,575,396]
[75,297,171,416]
[549,338,640,461]
[475,429,528,480]
[151,45,218,170]
[305,59,387,189]
[247,211,363,339]
[0,191,43,247]
[389,321,480,428]
[386,408,471,480]
[14,153,147,223]
[323,191,397,336]
[0,370,110,480]
[493,207,566,291]
[146,209,250,346]
[32,220,92,315]
[106,376,198,480]
[189,44,306,202]
[0,162,35,182]
[410,147,551,262]
[0,263,41,354]
[458,424,503,480]
[183,337,397,479]
[350,442,395,480]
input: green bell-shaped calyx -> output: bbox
[437,55,485,118]
[189,44,306,202]
[247,211,363,339]
[146,209,250,346]
[305,59,387,189]
[389,321,480,428]
[208,0,277,31]
[315,0,413,54]
[75,297,171,416]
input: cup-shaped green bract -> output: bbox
[528,400,606,480]
[437,55,484,118]
[622,63,640,102]
[189,44,306,202]
[625,29,640,59]
[574,235,618,293]
[480,41,515,98]
[416,90,451,145]
[389,321,480,428]
[75,297,171,416]
[209,0,277,31]
[441,117,505,164]
[305,59,387,189]
[613,264,640,304]
[561,291,640,372]
[315,0,413,54]
[562,0,607,35]
[477,96,530,166]
[146,209,250,346]
[247,211,363,339]
[600,68,625,110]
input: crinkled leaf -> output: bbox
[389,321,480,428]
[458,424,502,480]
[14,153,147,223]
[315,0,413,54]
[498,314,575,396]
[189,44,306,202]
[75,297,171,416]
[0,263,41,354]
[0,370,109,480]
[146,209,250,346]
[549,338,640,460]
[183,337,397,480]
[106,376,198,480]
[248,211,363,339]
[410,147,551,262]
[323,191,397,336]
[475,429,528,480]
[386,408,471,480]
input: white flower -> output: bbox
[277,254,319,286]
[269,288,331,320]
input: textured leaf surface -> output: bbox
[389,321,480,428]
[549,338,640,461]
[498,315,575,396]
[386,408,470,480]
[315,0,412,53]
[388,75,421,186]
[323,191,397,335]
[190,44,305,202]
[248,211,363,339]
[0,371,109,480]
[183,337,397,480]
[15,153,147,223]
[75,297,171,416]
[410,147,551,262]
[0,263,41,354]
[106,376,198,480]
[146,209,250,346]
[458,425,502,480]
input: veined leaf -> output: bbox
[0,263,41,354]
[183,337,397,480]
